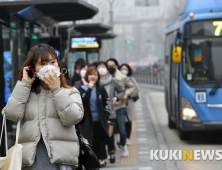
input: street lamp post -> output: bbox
[107,0,115,58]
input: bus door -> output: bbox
[170,44,179,123]
[165,33,174,115]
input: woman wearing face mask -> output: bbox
[74,62,89,89]
[78,66,111,167]
[96,61,125,163]
[119,63,139,146]
[2,44,84,170]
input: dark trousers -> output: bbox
[106,134,115,154]
[126,122,132,139]
[105,119,116,153]
[116,108,127,146]
[93,122,107,160]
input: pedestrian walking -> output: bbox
[2,44,84,170]
[78,66,111,167]
[60,62,99,170]
[71,58,85,85]
[106,58,135,157]
[74,62,89,89]
[96,61,125,163]
[119,63,140,145]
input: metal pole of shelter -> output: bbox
[107,0,115,58]
[0,25,6,157]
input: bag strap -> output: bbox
[75,125,82,141]
[0,114,21,154]
[15,120,20,144]
[0,114,5,146]
[0,114,8,154]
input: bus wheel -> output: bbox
[168,115,176,129]
[179,129,192,140]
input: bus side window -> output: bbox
[165,33,174,65]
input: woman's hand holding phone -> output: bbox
[23,66,36,84]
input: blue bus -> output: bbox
[165,0,222,140]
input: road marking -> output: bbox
[137,120,145,122]
[101,167,153,170]
[138,151,150,154]
[139,167,153,170]
[138,138,148,141]
[137,124,145,126]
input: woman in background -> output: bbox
[71,58,85,85]
[119,63,139,145]
[78,66,111,167]
[96,61,125,164]
[74,62,89,88]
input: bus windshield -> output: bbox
[183,37,222,87]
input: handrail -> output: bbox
[134,71,164,85]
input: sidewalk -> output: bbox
[101,95,154,170]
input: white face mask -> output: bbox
[98,68,107,76]
[80,70,87,78]
[36,65,61,80]
[121,70,128,75]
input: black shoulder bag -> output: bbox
[75,125,100,170]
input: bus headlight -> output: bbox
[182,108,200,122]
[181,97,201,122]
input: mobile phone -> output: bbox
[28,69,34,78]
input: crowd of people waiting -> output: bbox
[1,44,139,170]
[70,58,139,169]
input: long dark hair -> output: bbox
[18,44,71,94]
[60,61,71,86]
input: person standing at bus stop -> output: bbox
[106,58,135,157]
[71,58,85,85]
[96,61,125,163]
[120,63,139,145]
[78,66,111,167]
[74,62,89,88]
[2,44,84,170]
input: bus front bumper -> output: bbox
[182,120,222,131]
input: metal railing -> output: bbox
[134,71,164,85]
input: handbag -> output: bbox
[132,95,140,102]
[0,114,23,170]
[75,125,100,170]
[129,77,140,102]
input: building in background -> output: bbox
[79,0,183,67]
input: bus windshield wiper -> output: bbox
[209,76,222,95]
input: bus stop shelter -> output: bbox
[65,23,117,76]
[0,0,98,156]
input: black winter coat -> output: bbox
[74,80,83,89]
[78,83,111,145]
[71,71,81,86]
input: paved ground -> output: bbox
[102,83,222,170]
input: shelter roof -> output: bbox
[74,23,111,34]
[0,0,98,26]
